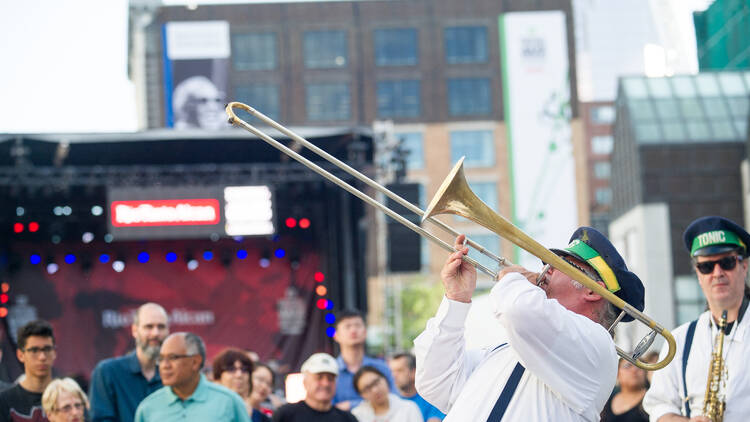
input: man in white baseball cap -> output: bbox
[272,353,356,422]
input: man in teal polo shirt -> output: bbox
[134,332,249,422]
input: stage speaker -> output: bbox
[385,183,421,272]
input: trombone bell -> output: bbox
[423,157,475,223]
[424,157,677,371]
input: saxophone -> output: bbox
[702,309,728,422]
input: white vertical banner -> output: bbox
[499,11,577,268]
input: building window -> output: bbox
[675,275,705,325]
[591,135,613,155]
[235,84,280,121]
[468,181,497,211]
[444,26,488,64]
[374,28,418,66]
[465,233,499,274]
[595,188,612,205]
[450,130,494,168]
[377,80,421,118]
[306,83,350,121]
[232,33,277,70]
[447,78,491,116]
[396,132,424,170]
[593,162,611,179]
[304,30,348,69]
[590,105,615,125]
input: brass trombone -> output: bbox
[225,101,676,371]
[225,102,510,278]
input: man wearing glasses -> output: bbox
[0,320,56,422]
[645,216,750,421]
[134,332,249,422]
[414,227,645,421]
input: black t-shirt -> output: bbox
[272,401,357,422]
[0,384,48,422]
[600,396,649,422]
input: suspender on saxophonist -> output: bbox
[703,309,728,422]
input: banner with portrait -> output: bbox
[163,21,231,130]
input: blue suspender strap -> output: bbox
[682,319,698,418]
[490,342,508,353]
[486,362,525,422]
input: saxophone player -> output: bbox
[644,216,750,422]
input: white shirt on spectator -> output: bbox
[351,393,424,422]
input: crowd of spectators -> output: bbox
[0,304,664,422]
[0,306,442,422]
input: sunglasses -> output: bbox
[695,255,743,275]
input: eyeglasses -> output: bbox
[695,255,743,275]
[620,361,636,369]
[561,258,601,282]
[359,377,384,395]
[55,402,84,414]
[224,366,251,374]
[23,345,55,355]
[155,354,197,365]
[538,258,601,287]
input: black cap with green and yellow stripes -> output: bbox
[550,226,644,322]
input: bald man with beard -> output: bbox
[89,303,169,422]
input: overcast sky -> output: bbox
[0,0,711,134]
[0,0,135,133]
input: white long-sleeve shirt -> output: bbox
[414,272,618,422]
[643,310,750,421]
[351,394,424,422]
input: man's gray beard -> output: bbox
[138,341,161,361]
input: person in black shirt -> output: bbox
[272,353,356,422]
[0,320,57,422]
[601,359,649,422]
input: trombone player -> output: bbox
[414,227,645,421]
[644,216,750,421]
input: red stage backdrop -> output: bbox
[5,238,333,379]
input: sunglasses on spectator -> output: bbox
[695,255,743,275]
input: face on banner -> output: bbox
[172,75,227,130]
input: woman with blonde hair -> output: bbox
[42,378,89,422]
